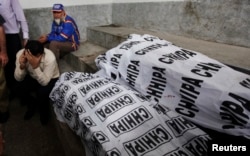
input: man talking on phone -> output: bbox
[14,40,59,125]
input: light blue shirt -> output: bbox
[0,0,29,39]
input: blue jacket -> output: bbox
[47,14,80,50]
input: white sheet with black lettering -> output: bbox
[95,34,250,139]
[50,72,211,156]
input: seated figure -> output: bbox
[38,3,80,62]
[14,40,60,125]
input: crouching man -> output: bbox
[14,40,60,125]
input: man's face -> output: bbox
[53,11,65,25]
[53,11,64,19]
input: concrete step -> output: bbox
[58,59,75,73]
[87,25,250,71]
[61,41,108,73]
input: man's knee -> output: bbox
[49,41,60,49]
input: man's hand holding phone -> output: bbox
[26,50,42,69]
[19,50,27,70]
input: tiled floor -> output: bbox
[2,98,65,156]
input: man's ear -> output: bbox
[62,11,66,17]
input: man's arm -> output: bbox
[0,17,8,67]
[38,24,54,43]
[12,0,29,43]
[14,50,27,81]
[47,21,75,42]
[32,50,59,86]
[0,26,7,53]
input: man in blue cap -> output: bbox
[38,3,80,62]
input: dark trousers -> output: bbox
[16,75,58,117]
[4,34,22,94]
[44,41,75,62]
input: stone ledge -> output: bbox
[87,25,250,70]
[62,41,107,73]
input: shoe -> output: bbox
[0,111,10,123]
[24,110,35,120]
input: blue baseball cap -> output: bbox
[52,4,64,12]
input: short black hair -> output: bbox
[25,40,44,56]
